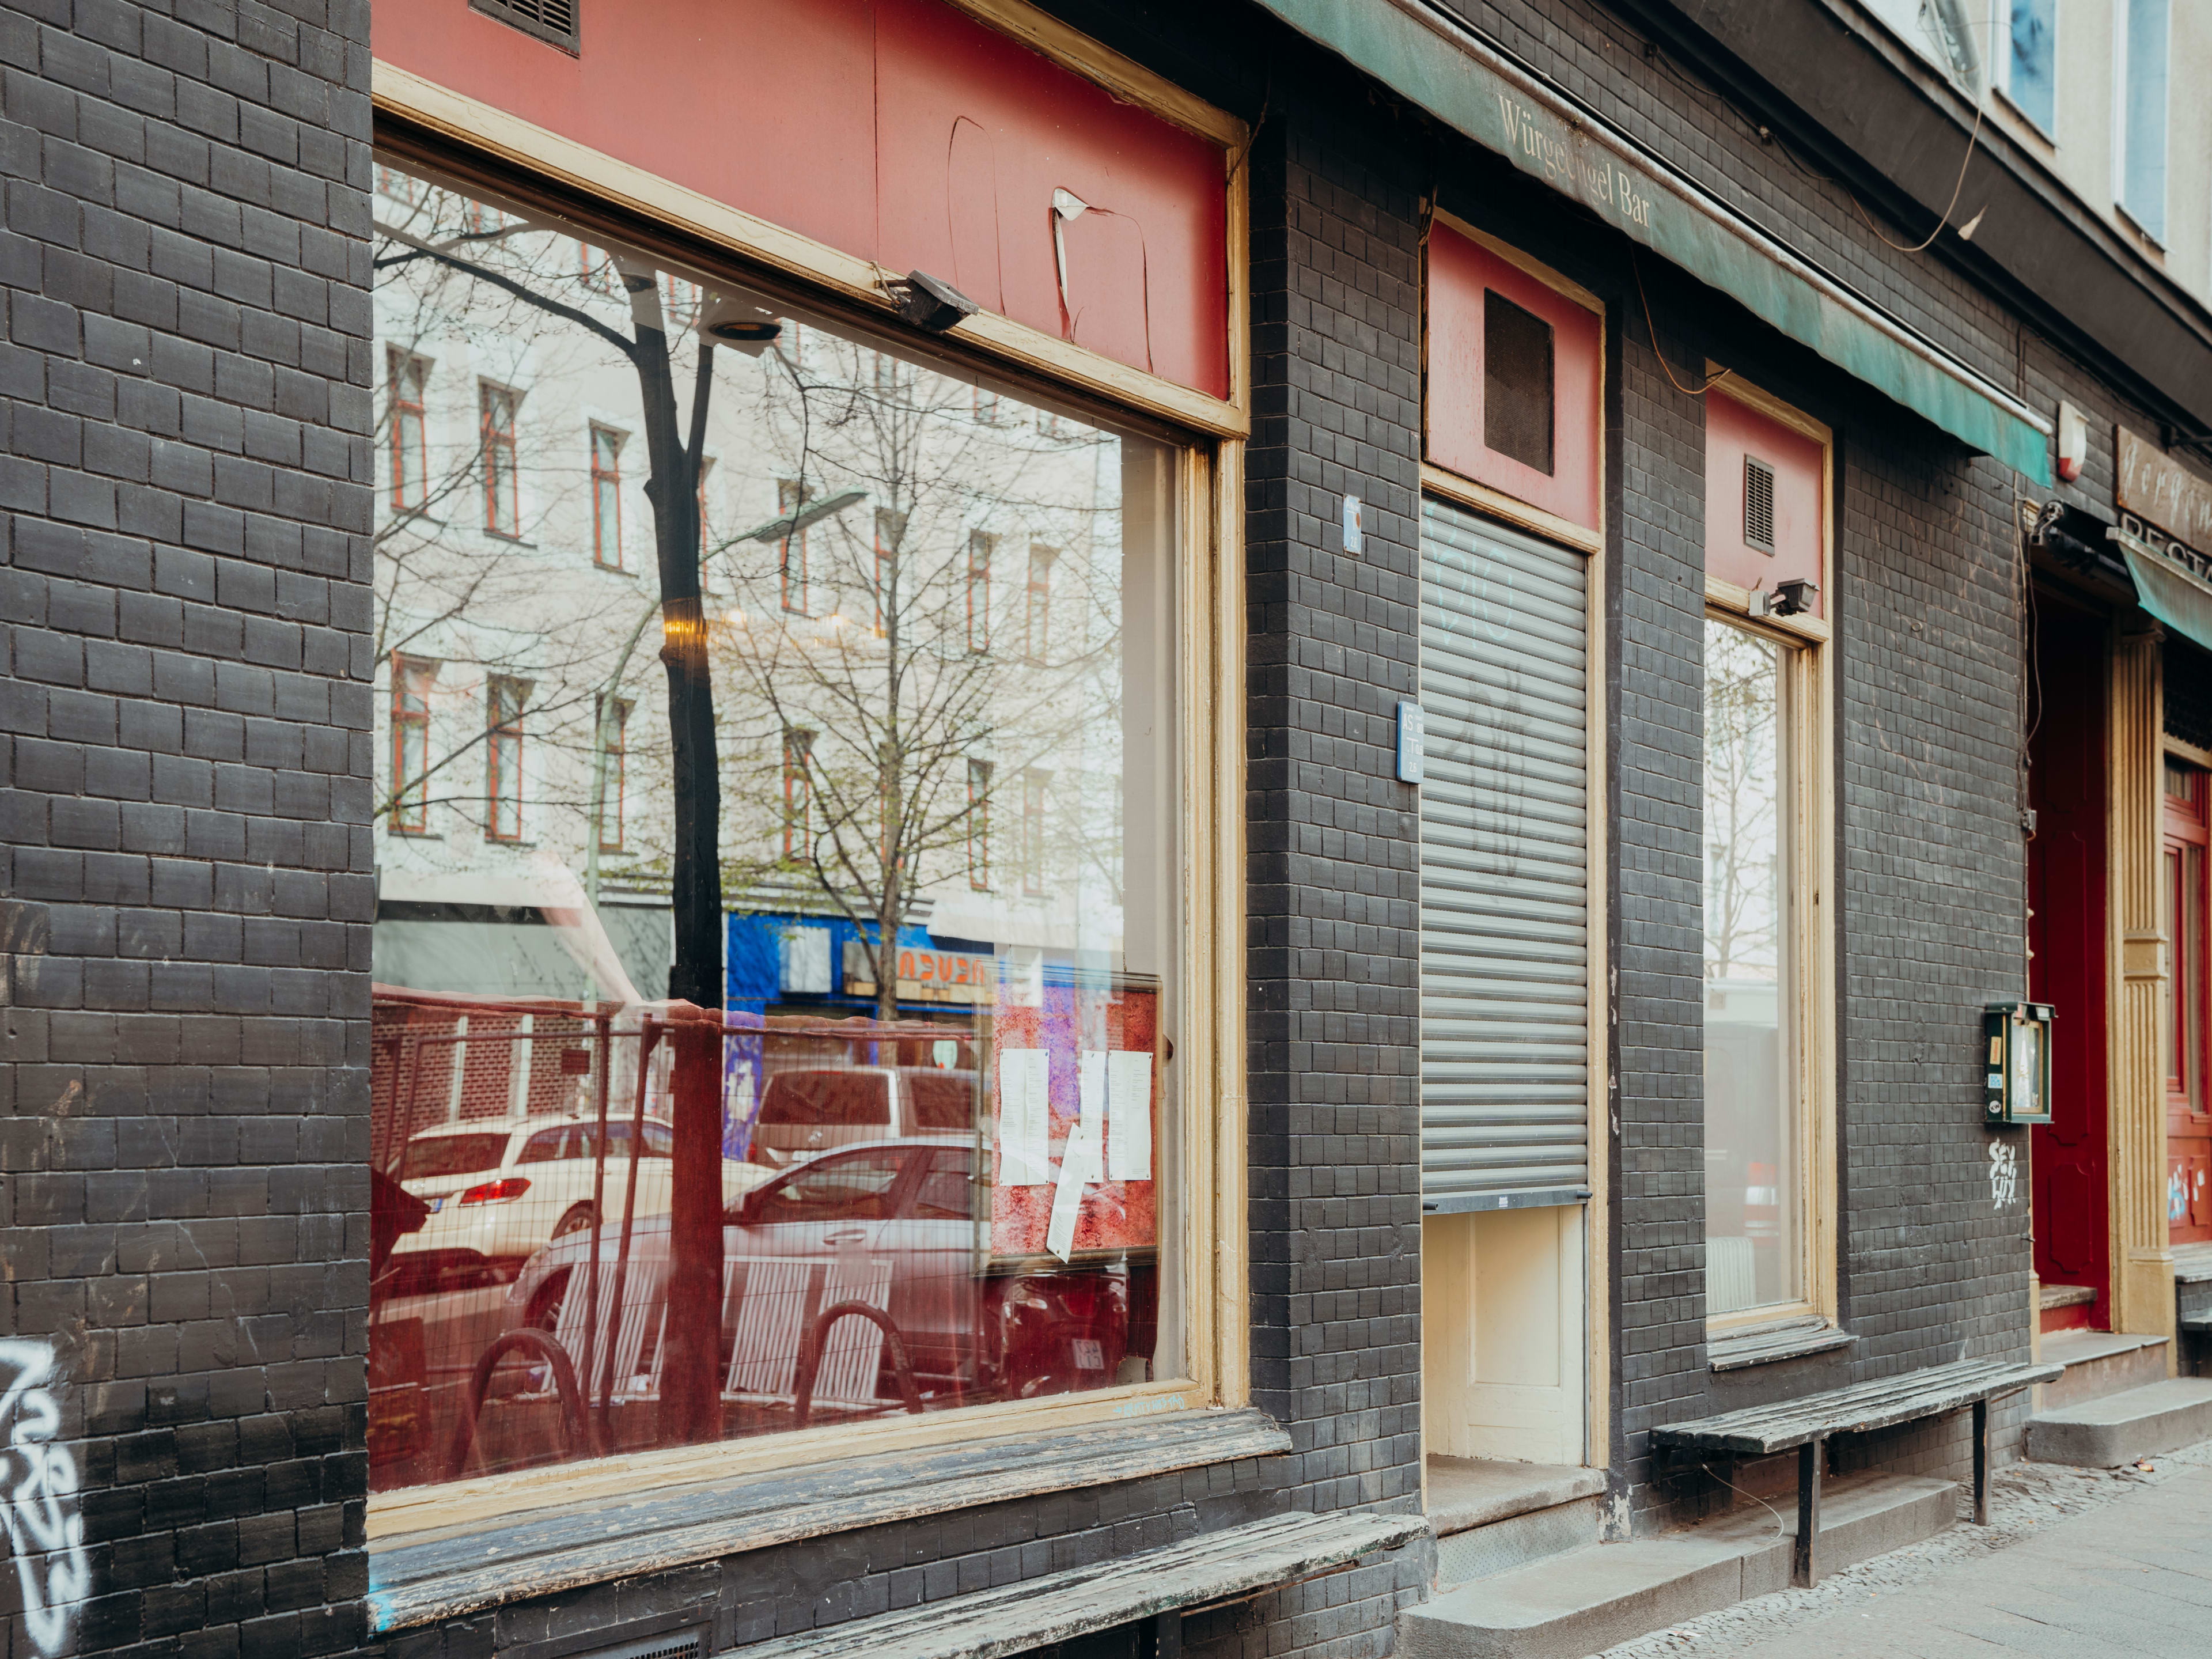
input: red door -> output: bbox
[2163,760,2212,1242]
[2027,596,2109,1316]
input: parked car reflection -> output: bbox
[505,1135,1139,1412]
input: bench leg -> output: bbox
[1793,1437,1824,1589]
[1152,1609,1181,1658]
[1972,1397,1990,1525]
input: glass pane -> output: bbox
[2190,846,2206,1109]
[1702,619,1799,1317]
[368,158,1179,1493]
[2006,0,2056,131]
[2167,847,2184,1092]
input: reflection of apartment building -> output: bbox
[22,2,2212,1658]
[369,191,1130,1002]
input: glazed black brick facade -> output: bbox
[0,0,2181,1653]
[0,1,376,1655]
[1605,303,1711,1528]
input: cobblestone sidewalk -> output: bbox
[1602,1437,2212,1657]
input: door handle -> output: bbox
[823,1229,868,1245]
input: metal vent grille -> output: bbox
[570,1632,702,1659]
[1743,455,1777,552]
[471,0,580,54]
[1483,289,1556,476]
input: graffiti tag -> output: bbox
[0,1342,89,1656]
[1988,1140,2019,1211]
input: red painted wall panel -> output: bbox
[374,0,1230,399]
[1703,388,1825,616]
[1425,224,1601,533]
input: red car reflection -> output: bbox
[502,1135,1141,1411]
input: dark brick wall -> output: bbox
[1229,88,1430,1656]
[0,0,376,1655]
[1604,294,1712,1531]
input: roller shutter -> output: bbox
[1419,498,1591,1211]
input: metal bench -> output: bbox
[1650,1355,2059,1587]
[730,1510,1425,1659]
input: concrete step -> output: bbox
[2026,1376,2212,1467]
[2037,1328,2168,1408]
[1399,1474,1956,1659]
[1434,1495,1601,1590]
[1427,1459,1608,1591]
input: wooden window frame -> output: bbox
[366,1,1251,1535]
[1699,377,1836,1338]
[589,424,624,568]
[480,381,521,536]
[389,656,436,834]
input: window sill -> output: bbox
[1707,1315,1854,1372]
[363,1404,1288,1634]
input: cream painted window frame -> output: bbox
[364,3,1250,1541]
[1700,378,1838,1338]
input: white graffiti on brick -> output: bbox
[0,1341,90,1656]
[1988,1139,2020,1211]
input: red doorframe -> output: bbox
[2028,592,2111,1328]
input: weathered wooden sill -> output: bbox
[365,1407,1291,1633]
[1707,1315,1855,1372]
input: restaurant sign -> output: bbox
[2119,426,2212,559]
[842,940,997,1006]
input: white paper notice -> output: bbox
[1078,1050,1107,1132]
[998,1048,1052,1187]
[1047,1118,1104,1261]
[1107,1051,1154,1182]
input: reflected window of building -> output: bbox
[967,530,994,653]
[390,657,436,834]
[968,759,993,890]
[389,351,430,511]
[591,426,624,568]
[778,478,811,615]
[1025,545,1054,664]
[782,728,813,862]
[482,383,521,535]
[597,696,630,853]
[486,676,528,843]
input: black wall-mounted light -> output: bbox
[1755,577,1818,618]
[892,270,979,334]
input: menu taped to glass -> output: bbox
[991,977,1158,1262]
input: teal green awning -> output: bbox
[1252,0,2053,486]
[2122,544,2212,654]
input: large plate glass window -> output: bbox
[1702,618,1802,1317]
[367,157,1183,1493]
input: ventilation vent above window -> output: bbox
[1482,290,1555,476]
[1743,455,1777,553]
[471,0,580,54]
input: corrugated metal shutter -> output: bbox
[1419,498,1590,1211]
